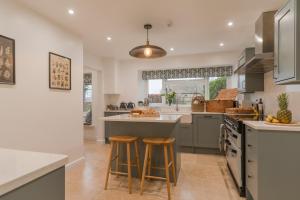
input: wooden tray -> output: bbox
[264,121,300,126]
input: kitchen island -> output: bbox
[102,114,182,181]
[0,148,68,200]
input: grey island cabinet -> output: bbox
[102,114,182,181]
[274,0,300,84]
[0,148,67,200]
[104,111,130,143]
[244,121,300,200]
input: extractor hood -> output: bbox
[235,11,276,74]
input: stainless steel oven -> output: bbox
[225,132,242,188]
[224,115,246,197]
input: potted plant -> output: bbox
[165,91,176,106]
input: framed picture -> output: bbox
[49,52,71,90]
[0,35,15,85]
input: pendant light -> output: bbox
[129,24,167,59]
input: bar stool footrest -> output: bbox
[145,175,167,181]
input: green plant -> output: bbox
[209,77,227,100]
[165,91,176,105]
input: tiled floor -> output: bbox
[66,141,245,200]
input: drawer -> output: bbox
[246,164,258,200]
[246,127,258,150]
[246,145,257,161]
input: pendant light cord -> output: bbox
[146,28,149,45]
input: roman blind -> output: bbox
[142,66,232,80]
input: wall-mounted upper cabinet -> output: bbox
[274,0,300,84]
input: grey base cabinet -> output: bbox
[178,123,193,147]
[193,114,223,149]
[274,0,300,84]
[246,126,300,200]
[0,167,65,200]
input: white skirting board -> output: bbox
[96,139,105,144]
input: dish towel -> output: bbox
[219,123,226,153]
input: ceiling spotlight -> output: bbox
[219,43,224,47]
[106,37,112,41]
[170,48,174,51]
[68,9,75,15]
[227,21,234,27]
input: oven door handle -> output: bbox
[225,139,231,146]
[231,133,238,139]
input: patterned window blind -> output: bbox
[142,66,232,80]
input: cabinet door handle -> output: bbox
[247,144,253,148]
[248,175,253,178]
[204,115,213,118]
[231,149,237,154]
[248,160,254,163]
[247,128,252,132]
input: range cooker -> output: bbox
[223,114,260,197]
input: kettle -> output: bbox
[127,102,135,109]
[120,102,128,110]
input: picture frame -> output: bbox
[49,52,71,90]
[0,35,15,85]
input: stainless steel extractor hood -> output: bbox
[235,11,276,74]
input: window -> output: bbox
[148,79,163,94]
[147,76,227,104]
[209,77,227,100]
[83,73,92,125]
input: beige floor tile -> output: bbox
[66,141,245,200]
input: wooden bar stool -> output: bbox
[104,136,141,194]
[140,137,176,200]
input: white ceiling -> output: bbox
[16,0,285,60]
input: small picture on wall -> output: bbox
[49,52,71,90]
[0,35,15,85]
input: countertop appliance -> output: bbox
[127,102,135,109]
[119,102,128,110]
[223,114,260,197]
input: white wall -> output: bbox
[247,72,300,121]
[83,52,105,142]
[0,1,84,162]
[117,51,239,103]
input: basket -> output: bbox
[206,100,235,113]
[191,96,205,112]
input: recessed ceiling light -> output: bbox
[219,42,224,47]
[227,21,234,27]
[170,47,174,51]
[68,9,75,15]
[106,37,112,41]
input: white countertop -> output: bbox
[192,112,224,115]
[244,121,300,132]
[102,114,182,123]
[0,148,68,196]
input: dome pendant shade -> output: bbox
[129,24,167,59]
